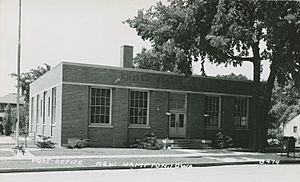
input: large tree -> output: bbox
[269,80,300,129]
[126,0,300,150]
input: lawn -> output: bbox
[30,147,188,156]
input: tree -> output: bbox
[10,63,51,103]
[269,80,300,128]
[12,104,28,135]
[217,73,249,80]
[126,0,300,150]
[3,104,13,136]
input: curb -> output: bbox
[0,160,300,174]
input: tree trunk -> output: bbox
[261,64,277,149]
[252,42,261,151]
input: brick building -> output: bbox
[29,45,262,147]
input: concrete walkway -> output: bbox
[0,136,15,145]
[0,141,299,173]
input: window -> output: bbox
[293,126,298,133]
[30,97,34,132]
[51,87,56,125]
[233,97,249,128]
[0,104,5,112]
[204,95,221,128]
[40,100,42,117]
[36,95,39,124]
[129,90,148,125]
[90,88,111,125]
[43,92,46,125]
[169,93,186,109]
[48,97,50,117]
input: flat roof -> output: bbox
[60,61,253,83]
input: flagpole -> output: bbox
[16,0,22,146]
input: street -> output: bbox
[0,164,299,182]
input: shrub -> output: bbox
[36,135,56,148]
[130,133,163,150]
[213,132,234,149]
[3,104,13,136]
[67,138,89,149]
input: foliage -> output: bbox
[67,139,89,149]
[3,104,13,136]
[212,132,234,149]
[11,104,29,135]
[130,133,163,150]
[36,135,56,148]
[269,80,300,128]
[127,0,300,150]
[126,0,300,84]
[10,63,51,103]
[216,73,249,80]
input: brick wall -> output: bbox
[128,91,169,144]
[61,84,89,146]
[62,63,257,96]
[186,93,204,139]
[88,88,129,147]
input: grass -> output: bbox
[30,147,188,156]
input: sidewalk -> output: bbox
[0,145,300,173]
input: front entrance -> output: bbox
[169,112,186,138]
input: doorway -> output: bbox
[169,112,186,138]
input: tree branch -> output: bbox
[226,54,254,62]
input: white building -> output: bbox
[283,114,300,147]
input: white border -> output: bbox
[89,87,113,127]
[128,89,150,127]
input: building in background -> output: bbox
[284,114,300,147]
[29,45,264,148]
[0,93,25,123]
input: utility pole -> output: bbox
[16,0,22,146]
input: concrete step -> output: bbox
[161,139,213,149]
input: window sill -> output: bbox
[89,124,113,128]
[205,127,222,130]
[128,125,150,129]
[234,127,250,131]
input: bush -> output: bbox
[130,133,163,150]
[36,135,56,148]
[67,138,89,149]
[3,104,13,136]
[213,132,234,149]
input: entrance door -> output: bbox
[169,113,186,138]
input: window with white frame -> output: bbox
[204,95,221,128]
[129,90,148,125]
[36,95,39,124]
[30,97,34,132]
[51,87,56,125]
[233,97,249,128]
[43,91,46,125]
[293,126,298,133]
[90,88,111,125]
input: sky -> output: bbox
[0,0,270,97]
